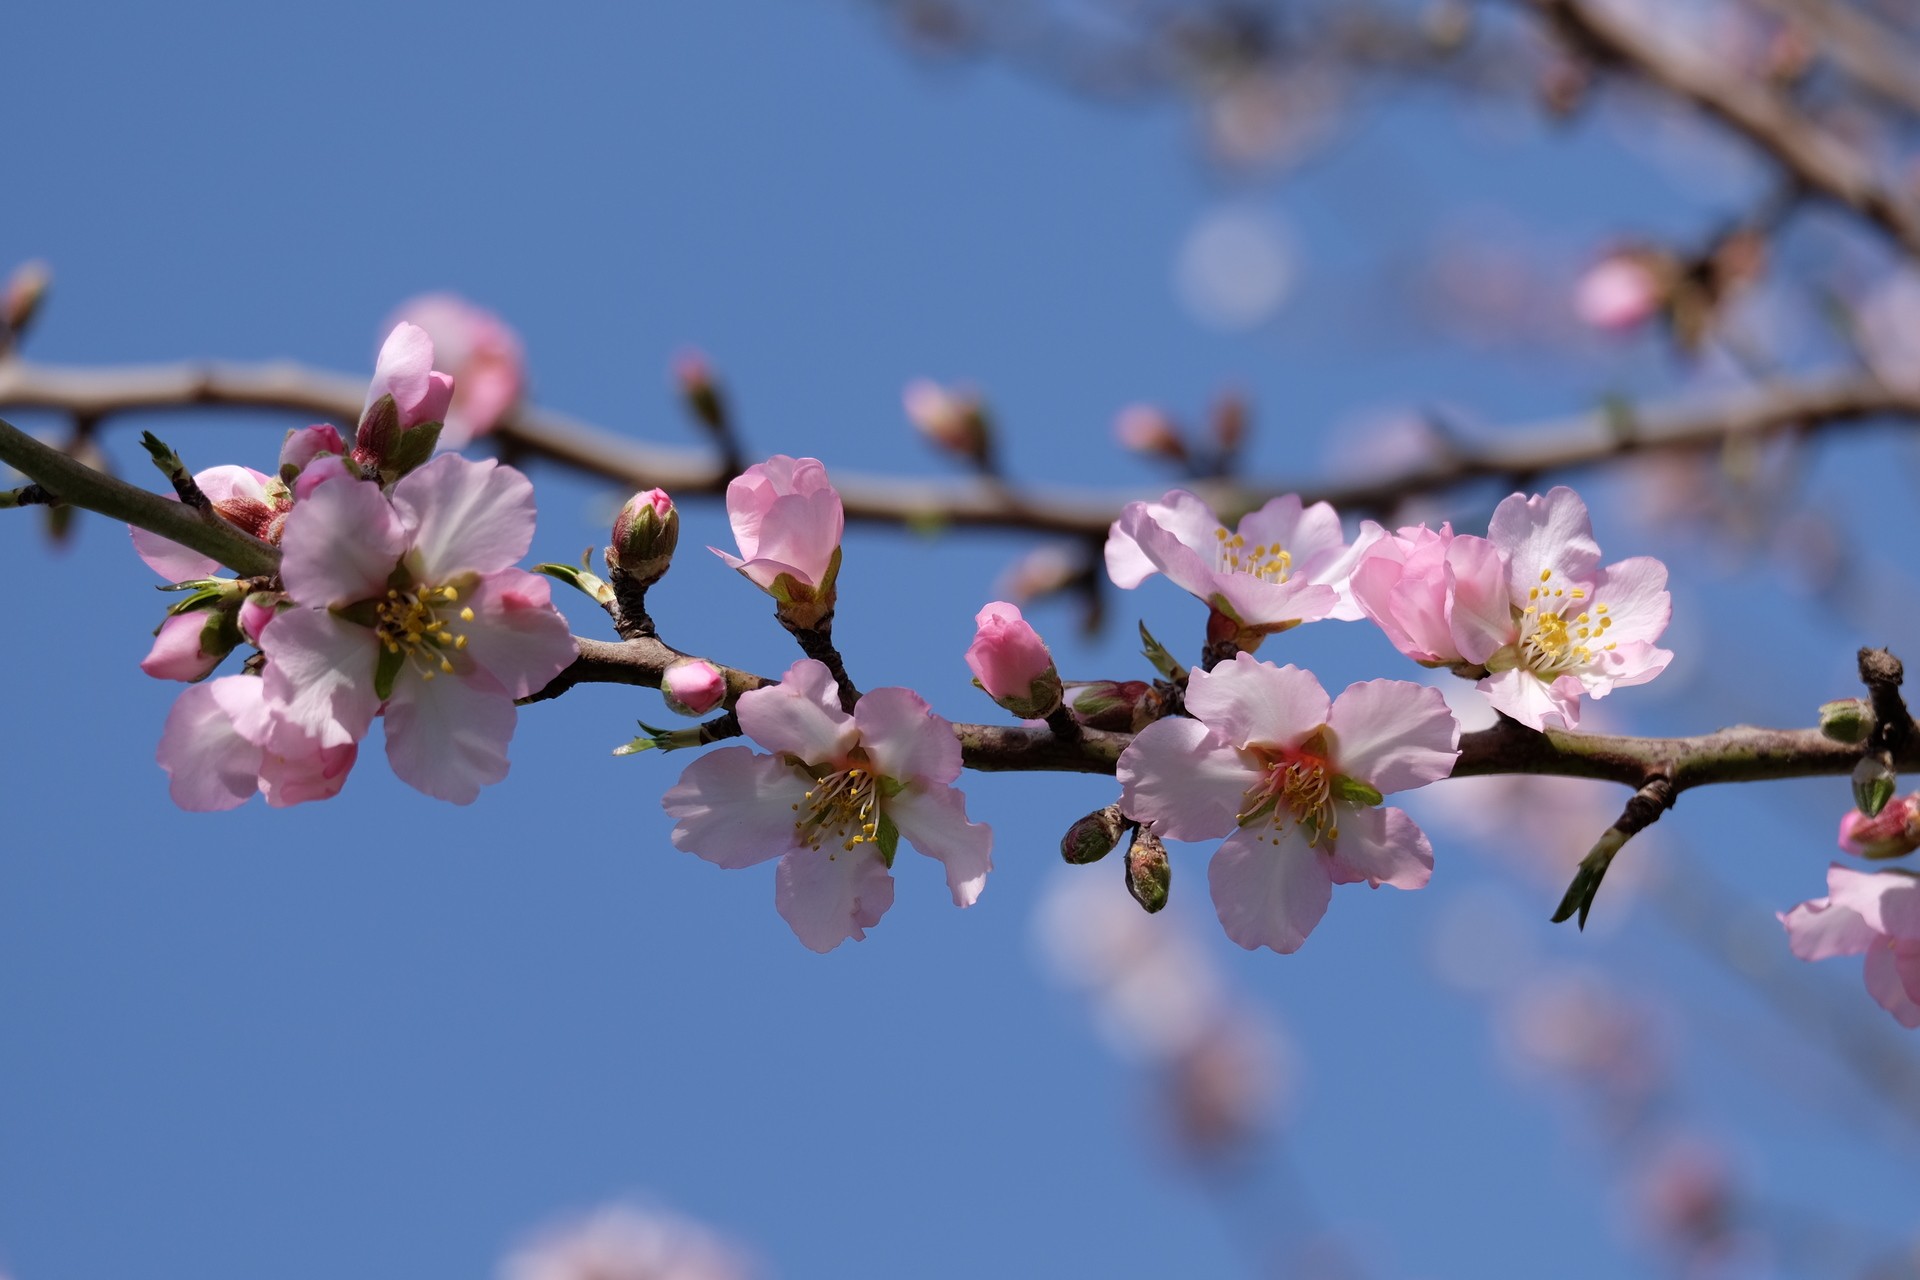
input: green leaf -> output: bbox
[612,735,659,757]
[534,562,615,607]
[874,811,900,868]
[373,644,405,702]
[1137,621,1183,680]
[1330,775,1384,807]
[1551,827,1630,930]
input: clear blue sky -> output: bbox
[3,2,1918,1276]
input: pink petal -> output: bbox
[736,659,857,763]
[1116,717,1253,842]
[1208,826,1334,954]
[888,782,992,907]
[1105,490,1226,592]
[1210,575,1338,631]
[366,322,436,422]
[156,677,264,811]
[1779,892,1877,961]
[1864,944,1920,1028]
[1108,499,1223,602]
[456,569,578,699]
[277,471,406,606]
[775,844,895,953]
[1478,668,1581,732]
[391,454,537,582]
[140,612,224,682]
[664,747,811,868]
[1589,556,1671,647]
[259,609,381,748]
[129,465,270,581]
[1327,679,1460,794]
[1326,805,1433,889]
[1185,654,1330,752]
[1444,535,1513,666]
[417,371,456,428]
[255,714,357,807]
[382,666,516,803]
[1488,487,1601,600]
[853,686,960,786]
[1828,864,1920,939]
[1302,518,1386,621]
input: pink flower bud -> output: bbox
[609,487,680,585]
[1114,404,1188,464]
[238,595,278,645]
[663,658,727,717]
[1840,794,1920,859]
[140,612,229,683]
[387,294,526,447]
[1575,252,1667,332]
[903,379,991,464]
[965,601,1062,718]
[278,424,346,482]
[711,456,844,628]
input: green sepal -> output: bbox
[534,562,616,607]
[1855,756,1897,818]
[612,719,705,756]
[1331,775,1384,807]
[163,584,231,619]
[1137,621,1183,680]
[373,644,405,702]
[878,775,908,800]
[612,735,659,757]
[384,420,443,478]
[874,811,900,869]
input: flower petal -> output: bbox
[1117,717,1252,842]
[156,677,264,811]
[853,686,960,785]
[382,666,516,804]
[1208,826,1334,954]
[1478,668,1581,732]
[367,322,435,422]
[1327,679,1460,794]
[391,454,537,582]
[278,471,406,606]
[735,659,856,762]
[259,609,381,748]
[1444,535,1513,666]
[664,747,811,868]
[889,782,992,907]
[1590,556,1671,647]
[1185,653,1330,752]
[1327,805,1433,889]
[456,569,578,699]
[1779,893,1877,962]
[1865,944,1920,1028]
[775,844,895,953]
[1488,487,1601,600]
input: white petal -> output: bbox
[1117,717,1253,842]
[775,844,896,953]
[1327,680,1460,794]
[1208,826,1334,954]
[736,659,856,762]
[382,667,516,804]
[259,609,381,748]
[1326,805,1433,889]
[391,454,537,582]
[664,747,810,869]
[889,783,992,907]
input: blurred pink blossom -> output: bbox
[501,1203,759,1280]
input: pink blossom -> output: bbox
[130,464,282,581]
[1113,404,1188,464]
[662,658,726,717]
[965,601,1060,717]
[662,659,992,952]
[260,454,576,804]
[364,321,455,431]
[1118,653,1459,953]
[903,379,989,460]
[1575,253,1665,332]
[1452,487,1674,731]
[387,294,526,447]
[501,1203,759,1280]
[1349,522,1505,668]
[141,611,229,682]
[710,456,843,622]
[278,423,346,480]
[1780,863,1920,1027]
[1839,793,1920,860]
[1105,489,1382,638]
[157,676,356,810]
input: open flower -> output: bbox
[711,456,843,628]
[1780,864,1920,1027]
[1451,487,1673,731]
[1105,489,1380,640]
[387,294,526,448]
[157,675,356,811]
[1118,653,1459,953]
[260,454,576,803]
[662,659,992,952]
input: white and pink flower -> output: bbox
[710,455,844,627]
[1349,522,1506,670]
[1118,653,1459,953]
[1781,863,1920,1028]
[259,453,576,804]
[157,675,356,811]
[386,294,526,448]
[663,659,992,952]
[1105,489,1380,640]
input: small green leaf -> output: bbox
[534,562,615,607]
[612,735,659,757]
[875,811,900,868]
[1138,621,1183,680]
[1330,775,1384,807]
[373,644,405,702]
[385,421,443,477]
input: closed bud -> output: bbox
[1061,803,1127,865]
[1114,404,1188,465]
[903,379,993,467]
[1125,827,1171,913]
[1819,698,1872,744]
[965,600,1062,719]
[1067,679,1155,732]
[1840,793,1920,860]
[2,259,50,341]
[1854,755,1898,818]
[608,487,680,586]
[662,658,727,718]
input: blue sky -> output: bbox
[3,2,1918,1276]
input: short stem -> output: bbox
[606,565,657,641]
[1044,705,1083,743]
[783,612,860,711]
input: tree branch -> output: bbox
[2,358,1914,535]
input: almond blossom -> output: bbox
[965,600,1061,718]
[260,454,576,804]
[1118,653,1459,953]
[1104,489,1380,641]
[1780,863,1920,1028]
[710,455,843,628]
[1349,521,1507,671]
[662,659,992,952]
[157,674,356,811]
[387,294,526,448]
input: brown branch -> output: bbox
[2,358,1915,535]
[1526,0,1920,256]
[1746,0,1920,118]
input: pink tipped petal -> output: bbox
[736,660,856,762]
[775,844,895,953]
[888,782,993,907]
[1117,717,1253,842]
[1117,502,1226,601]
[382,666,515,804]
[1211,576,1338,631]
[278,473,407,606]
[1326,805,1434,889]
[664,748,811,868]
[131,522,220,583]
[1864,945,1920,1029]
[259,609,381,748]
[156,678,265,811]
[853,686,961,786]
[1208,827,1334,954]
[1780,895,1877,962]
[1185,654,1331,752]
[1488,487,1601,598]
[418,371,456,427]
[456,569,578,699]
[368,322,436,419]
[391,454,537,582]
[1327,680,1460,794]
[256,717,356,807]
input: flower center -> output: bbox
[1212,527,1292,583]
[1237,743,1340,847]
[1515,568,1613,675]
[375,583,473,680]
[793,764,881,854]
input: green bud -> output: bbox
[608,488,680,586]
[1855,756,1898,818]
[1819,698,1872,744]
[1061,804,1127,865]
[1125,827,1171,913]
